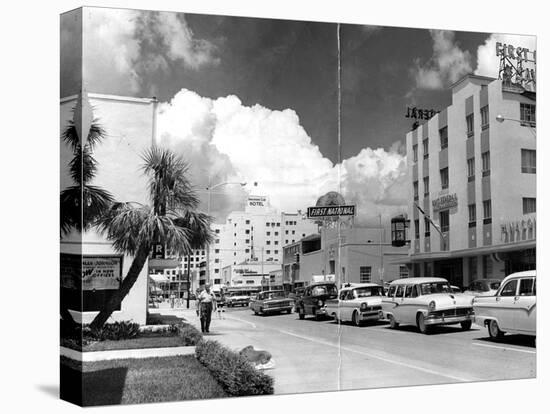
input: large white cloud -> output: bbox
[157,89,408,224]
[474,33,536,79]
[412,30,473,90]
[82,8,218,94]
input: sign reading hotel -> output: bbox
[496,42,536,90]
[432,194,458,212]
[82,256,122,291]
[247,195,267,207]
[307,205,356,218]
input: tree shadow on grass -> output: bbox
[60,361,128,407]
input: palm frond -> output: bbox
[173,210,214,251]
[141,146,199,213]
[68,146,98,184]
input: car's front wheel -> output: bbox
[417,313,429,334]
[298,307,305,320]
[488,319,504,339]
[460,320,472,331]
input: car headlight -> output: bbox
[428,301,436,312]
[360,302,368,311]
[317,299,324,307]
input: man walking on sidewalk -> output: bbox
[198,283,216,333]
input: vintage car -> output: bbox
[225,292,250,307]
[325,283,385,326]
[249,290,293,315]
[213,291,226,307]
[473,270,536,339]
[296,282,338,320]
[463,278,502,297]
[382,277,475,334]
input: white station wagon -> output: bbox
[325,283,385,326]
[382,277,475,334]
[473,270,536,339]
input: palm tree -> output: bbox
[60,118,114,327]
[90,146,213,330]
[60,120,114,234]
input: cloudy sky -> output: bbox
[60,7,535,224]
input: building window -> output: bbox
[467,157,475,181]
[483,200,492,224]
[523,197,536,214]
[423,139,429,159]
[466,113,474,136]
[266,240,271,245]
[214,258,219,263]
[285,240,288,244]
[245,239,250,244]
[274,241,279,245]
[399,266,409,278]
[413,144,418,162]
[520,103,536,126]
[439,210,450,233]
[245,220,250,224]
[274,250,278,254]
[285,230,289,235]
[468,204,476,227]
[266,250,271,254]
[215,239,220,244]
[274,232,278,236]
[521,149,536,173]
[440,168,449,189]
[215,229,220,234]
[265,222,270,227]
[266,231,270,236]
[291,230,295,235]
[482,151,490,176]
[245,248,250,253]
[414,219,420,239]
[423,177,429,197]
[424,217,431,237]
[480,105,489,129]
[439,126,448,149]
[245,229,250,234]
[359,266,372,283]
[413,181,419,200]
[214,249,219,254]
[276,223,280,227]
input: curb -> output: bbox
[60,345,196,362]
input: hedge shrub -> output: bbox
[176,323,203,345]
[195,340,274,396]
[85,321,141,341]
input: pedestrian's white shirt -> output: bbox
[199,291,215,303]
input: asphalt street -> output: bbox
[189,306,536,395]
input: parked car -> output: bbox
[382,277,475,334]
[226,292,250,307]
[296,282,338,320]
[325,283,385,326]
[463,278,502,297]
[249,290,293,315]
[473,270,536,339]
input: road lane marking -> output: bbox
[225,315,257,329]
[472,342,536,354]
[278,329,476,383]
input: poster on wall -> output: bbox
[82,256,123,290]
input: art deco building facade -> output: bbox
[406,75,536,287]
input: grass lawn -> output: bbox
[61,355,228,406]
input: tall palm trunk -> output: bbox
[89,244,150,330]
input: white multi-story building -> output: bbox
[207,196,319,287]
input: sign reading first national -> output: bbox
[307,205,356,218]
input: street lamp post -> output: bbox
[205,181,247,286]
[496,114,536,136]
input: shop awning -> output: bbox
[149,274,169,283]
[389,240,535,265]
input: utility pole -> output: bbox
[379,214,383,284]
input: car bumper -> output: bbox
[424,314,474,326]
[263,305,293,312]
[360,311,382,321]
[315,307,329,316]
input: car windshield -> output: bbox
[311,285,337,296]
[354,286,384,298]
[260,291,285,300]
[419,282,453,295]
[489,281,501,290]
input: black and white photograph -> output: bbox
[3,1,547,413]
[56,3,540,407]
